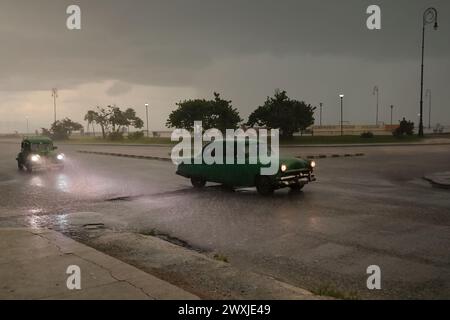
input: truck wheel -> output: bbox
[191,177,206,188]
[17,161,24,171]
[289,183,305,191]
[256,176,274,196]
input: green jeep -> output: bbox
[176,139,316,196]
[16,136,65,172]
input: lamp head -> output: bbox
[339,94,344,98]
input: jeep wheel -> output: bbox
[191,177,206,188]
[256,176,274,196]
[25,162,33,173]
[17,161,24,171]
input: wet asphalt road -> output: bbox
[1,141,450,299]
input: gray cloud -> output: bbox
[1,0,448,91]
[106,81,133,96]
[0,0,449,131]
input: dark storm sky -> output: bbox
[0,0,449,132]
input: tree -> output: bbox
[166,92,242,132]
[43,118,83,140]
[84,110,97,136]
[84,106,143,139]
[247,90,316,139]
[393,118,415,137]
[83,107,110,139]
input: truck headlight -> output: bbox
[281,164,287,172]
[31,155,40,162]
[310,161,316,168]
[57,154,65,160]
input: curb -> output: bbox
[302,153,365,159]
[78,150,365,162]
[77,150,172,162]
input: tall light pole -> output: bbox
[425,89,432,129]
[373,86,379,126]
[419,7,438,137]
[319,102,323,126]
[339,94,344,136]
[390,105,394,125]
[51,88,58,124]
[145,103,149,138]
[26,117,29,135]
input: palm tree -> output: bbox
[84,110,98,137]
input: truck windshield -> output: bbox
[30,143,52,152]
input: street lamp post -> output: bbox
[390,105,394,126]
[419,7,438,137]
[339,94,344,136]
[319,102,323,126]
[26,117,29,135]
[51,88,58,124]
[425,89,432,129]
[373,86,379,126]
[145,103,149,138]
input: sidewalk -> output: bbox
[0,228,199,300]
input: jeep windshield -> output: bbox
[30,143,52,153]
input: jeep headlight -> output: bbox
[310,160,316,168]
[57,153,65,160]
[31,155,40,162]
[281,164,287,172]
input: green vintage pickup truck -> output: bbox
[176,140,316,196]
[16,136,65,172]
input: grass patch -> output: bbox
[281,135,423,145]
[65,134,424,146]
[66,136,176,145]
[312,284,359,300]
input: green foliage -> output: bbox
[128,131,144,140]
[43,118,83,140]
[166,92,242,133]
[108,131,124,141]
[84,106,144,139]
[247,90,316,139]
[393,118,415,137]
[360,131,374,138]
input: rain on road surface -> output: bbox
[1,141,450,299]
